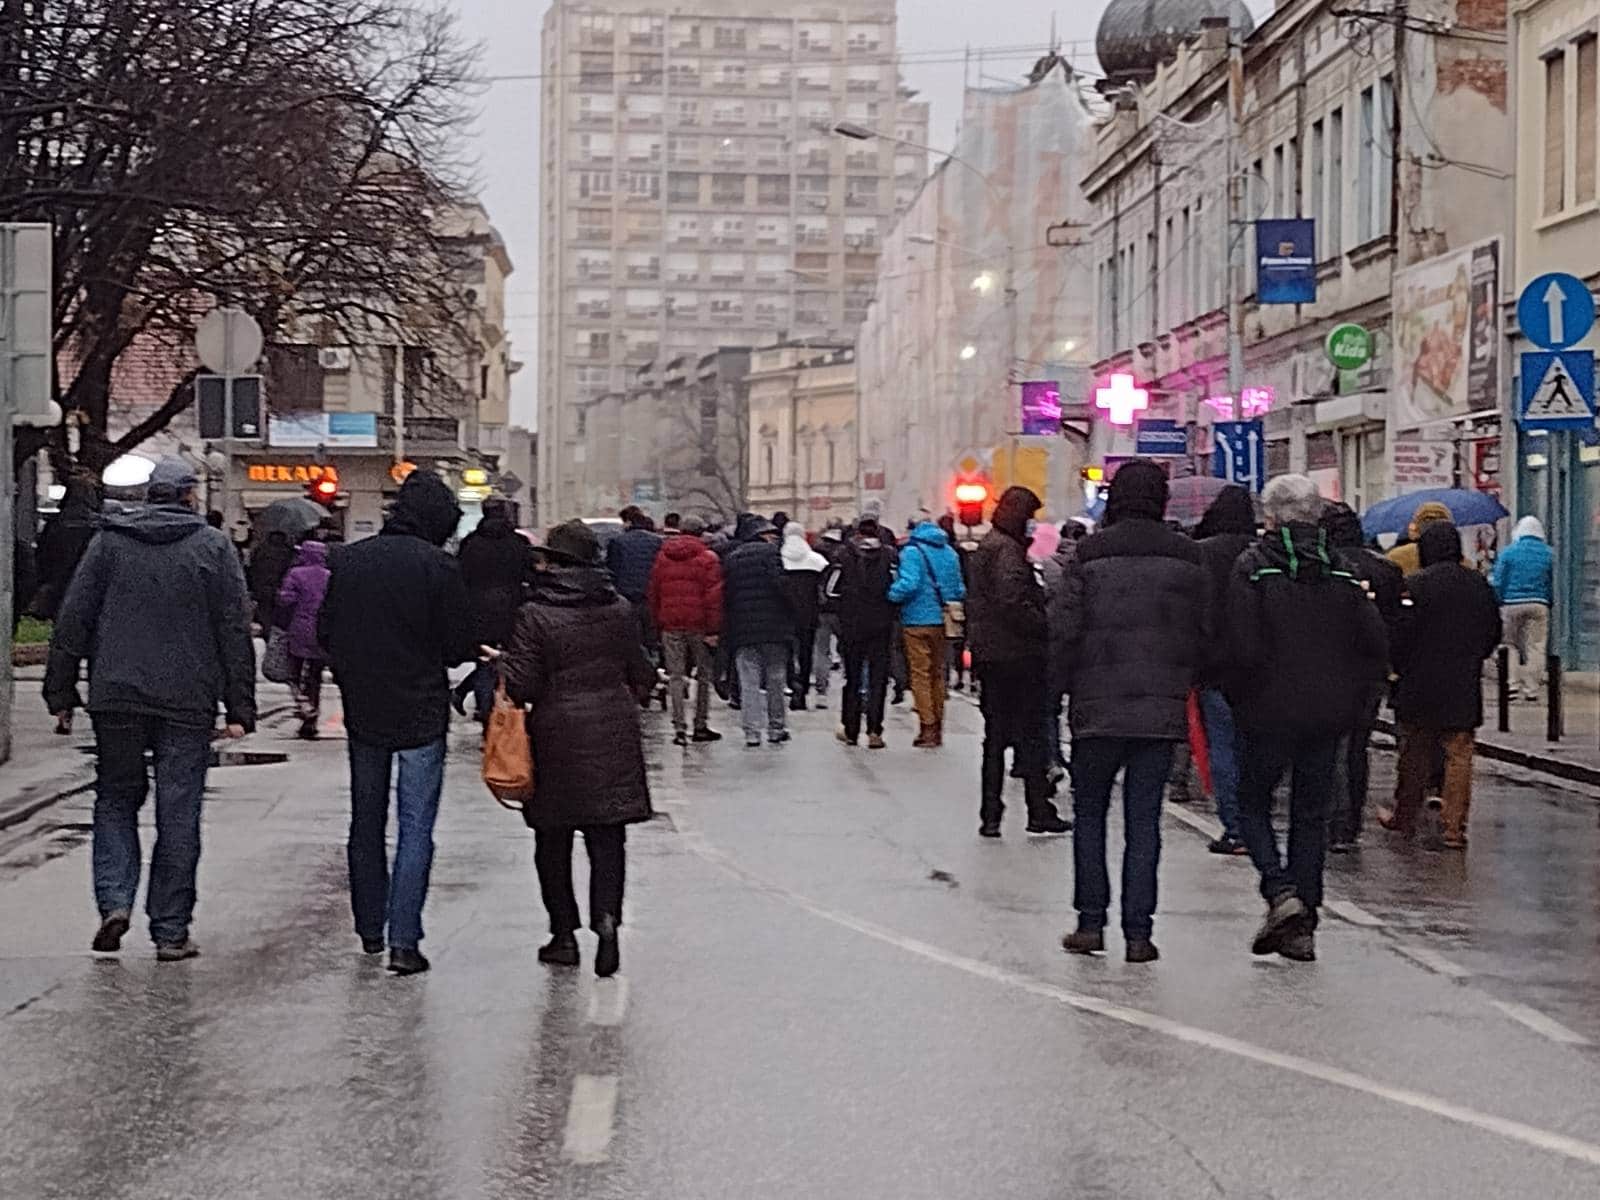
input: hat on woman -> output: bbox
[539,519,601,565]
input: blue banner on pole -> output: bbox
[1255,219,1317,305]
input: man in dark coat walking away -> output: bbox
[1057,461,1207,963]
[30,473,100,622]
[248,529,295,633]
[832,517,897,748]
[1227,476,1388,962]
[1193,485,1257,856]
[605,506,664,661]
[1321,501,1404,852]
[722,518,794,746]
[502,520,655,978]
[965,485,1071,838]
[319,471,475,976]
[1381,520,1501,850]
[453,498,533,724]
[44,458,255,961]
[647,514,724,745]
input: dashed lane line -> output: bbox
[587,977,629,1027]
[1490,1001,1592,1047]
[679,830,1600,1171]
[1390,941,1473,981]
[563,1074,620,1165]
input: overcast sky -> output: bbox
[447,1,1274,426]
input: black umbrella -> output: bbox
[254,497,325,540]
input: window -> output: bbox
[798,22,832,53]
[757,65,789,92]
[675,99,700,127]
[764,443,775,483]
[575,289,611,319]
[848,23,882,52]
[621,170,660,200]
[624,252,659,281]
[625,133,661,163]
[630,55,662,86]
[1580,37,1598,201]
[669,58,700,88]
[710,253,743,281]
[578,133,614,162]
[757,22,790,52]
[665,291,698,319]
[755,254,786,283]
[757,174,790,205]
[1547,52,1569,215]
[711,173,745,204]
[1287,135,1300,215]
[1145,231,1158,335]
[667,253,698,282]
[755,216,790,245]
[711,100,745,126]
[668,172,700,204]
[1271,144,1285,217]
[579,13,613,46]
[1327,107,1344,255]
[576,250,612,280]
[1357,85,1375,242]
[625,93,663,124]
[670,214,702,243]
[1376,76,1393,236]
[1309,119,1326,249]
[668,135,699,166]
[756,100,789,128]
[714,216,745,243]
[575,210,611,241]
[628,15,663,47]
[574,170,612,199]
[798,65,830,91]
[576,94,615,123]
[846,176,879,209]
[578,53,612,87]
[713,23,746,50]
[716,63,747,90]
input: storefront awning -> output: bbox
[1311,391,1388,429]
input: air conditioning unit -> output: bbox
[319,346,353,371]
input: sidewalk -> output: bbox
[0,667,298,831]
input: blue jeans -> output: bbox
[1070,737,1174,940]
[1198,688,1241,840]
[1237,731,1338,917]
[347,738,447,951]
[735,643,789,739]
[91,714,213,944]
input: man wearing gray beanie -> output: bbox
[45,456,256,962]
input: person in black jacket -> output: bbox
[965,485,1071,838]
[1193,485,1257,855]
[1380,520,1501,849]
[248,530,295,632]
[44,458,255,961]
[722,517,794,746]
[501,520,654,978]
[1321,501,1405,852]
[1227,476,1388,962]
[832,517,897,748]
[30,474,100,622]
[1057,461,1208,964]
[605,507,665,661]
[452,499,533,724]
[319,471,475,976]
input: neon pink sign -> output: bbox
[1203,387,1275,420]
[1096,373,1149,425]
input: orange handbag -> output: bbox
[482,681,535,809]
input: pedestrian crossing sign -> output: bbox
[1519,350,1597,431]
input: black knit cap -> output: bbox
[1104,459,1168,525]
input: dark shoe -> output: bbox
[92,910,131,953]
[1125,938,1160,964]
[768,730,791,746]
[1026,814,1072,836]
[912,727,935,748]
[1440,833,1469,851]
[1251,893,1308,956]
[836,726,857,746]
[867,733,886,750]
[155,939,200,962]
[891,689,906,706]
[672,730,689,746]
[1278,930,1316,962]
[361,936,385,956]
[297,718,319,741]
[951,680,965,692]
[595,916,621,979]
[1376,808,1413,836]
[978,821,1002,839]
[789,695,807,712]
[692,727,722,743]
[745,735,762,748]
[54,711,74,735]
[1061,928,1104,955]
[450,688,468,717]
[387,948,430,976]
[1207,835,1249,856]
[538,933,580,967]
[1327,838,1360,855]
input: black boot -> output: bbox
[594,915,621,979]
[387,947,430,976]
[538,933,580,967]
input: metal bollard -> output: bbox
[1497,645,1511,734]
[1547,654,1563,743]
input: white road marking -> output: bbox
[1323,899,1385,928]
[1391,943,1473,980]
[563,1074,619,1164]
[1490,1001,1592,1047]
[684,837,1600,1170]
[587,977,630,1027]
[1163,802,1223,840]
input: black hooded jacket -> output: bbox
[457,512,533,644]
[1320,502,1405,637]
[1392,522,1502,730]
[1195,486,1257,687]
[44,502,256,729]
[320,472,475,749]
[1226,522,1389,736]
[965,487,1045,667]
[30,480,100,619]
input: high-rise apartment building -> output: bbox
[537,1,928,519]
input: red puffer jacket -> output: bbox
[647,533,724,635]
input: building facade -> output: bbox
[745,340,858,527]
[856,56,1098,525]
[1084,1,1509,514]
[536,0,928,520]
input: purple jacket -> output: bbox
[275,540,331,660]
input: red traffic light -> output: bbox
[306,467,341,507]
[954,478,990,528]
[954,482,989,505]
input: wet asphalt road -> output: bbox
[3,692,1600,1199]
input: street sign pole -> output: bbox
[195,306,263,525]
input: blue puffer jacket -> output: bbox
[888,521,967,627]
[605,526,663,603]
[1491,518,1553,606]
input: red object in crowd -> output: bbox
[1186,689,1213,799]
[647,533,724,636]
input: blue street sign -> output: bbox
[1518,350,1597,430]
[1134,418,1188,457]
[1212,420,1266,494]
[1255,219,1317,305]
[1517,273,1596,351]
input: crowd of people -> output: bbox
[36,453,1549,978]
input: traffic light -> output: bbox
[305,466,341,508]
[954,480,989,529]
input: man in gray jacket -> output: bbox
[45,457,256,961]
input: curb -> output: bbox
[1374,717,1600,789]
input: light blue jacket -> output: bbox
[888,522,966,626]
[1491,517,1553,606]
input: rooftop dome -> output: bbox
[1096,0,1256,86]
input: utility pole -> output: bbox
[1226,26,1246,399]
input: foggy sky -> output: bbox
[446,1,1274,426]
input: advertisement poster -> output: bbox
[1391,437,1456,490]
[1018,380,1062,436]
[268,412,379,448]
[1392,238,1500,430]
[1255,218,1317,304]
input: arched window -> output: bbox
[827,439,837,482]
[764,442,775,483]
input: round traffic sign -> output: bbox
[1517,273,1596,351]
[194,307,264,375]
[1324,323,1372,370]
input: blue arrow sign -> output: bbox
[1518,273,1596,351]
[1519,350,1597,430]
[1212,420,1266,494]
[1135,419,1188,457]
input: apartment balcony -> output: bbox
[625,265,659,282]
[575,304,613,320]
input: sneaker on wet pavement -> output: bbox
[1207,835,1249,856]
[1125,939,1160,964]
[1277,930,1316,962]
[1061,928,1104,955]
[1026,814,1072,836]
[867,734,886,750]
[155,939,200,963]
[672,730,689,746]
[91,910,131,953]
[387,948,430,976]
[1251,893,1307,956]
[691,728,723,743]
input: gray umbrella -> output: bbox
[254,497,326,540]
[1165,474,1232,528]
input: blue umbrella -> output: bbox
[1360,488,1508,539]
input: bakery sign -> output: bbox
[1391,238,1500,430]
[246,463,335,485]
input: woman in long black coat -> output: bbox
[501,519,654,977]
